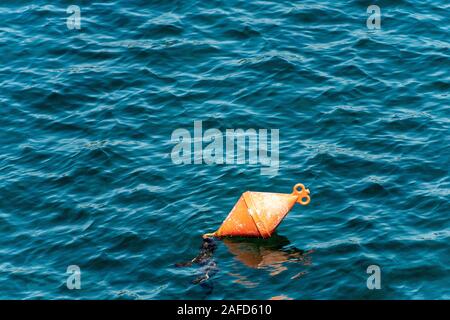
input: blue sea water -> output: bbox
[0,0,449,299]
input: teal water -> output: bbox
[0,1,449,299]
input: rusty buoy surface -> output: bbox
[204,183,310,239]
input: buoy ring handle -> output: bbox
[292,183,311,206]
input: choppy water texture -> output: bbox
[0,0,449,299]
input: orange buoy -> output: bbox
[203,183,310,239]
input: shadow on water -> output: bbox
[175,233,313,294]
[223,233,313,285]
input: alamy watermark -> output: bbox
[66,5,81,30]
[366,265,381,290]
[170,121,279,175]
[367,5,381,30]
[66,265,81,290]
